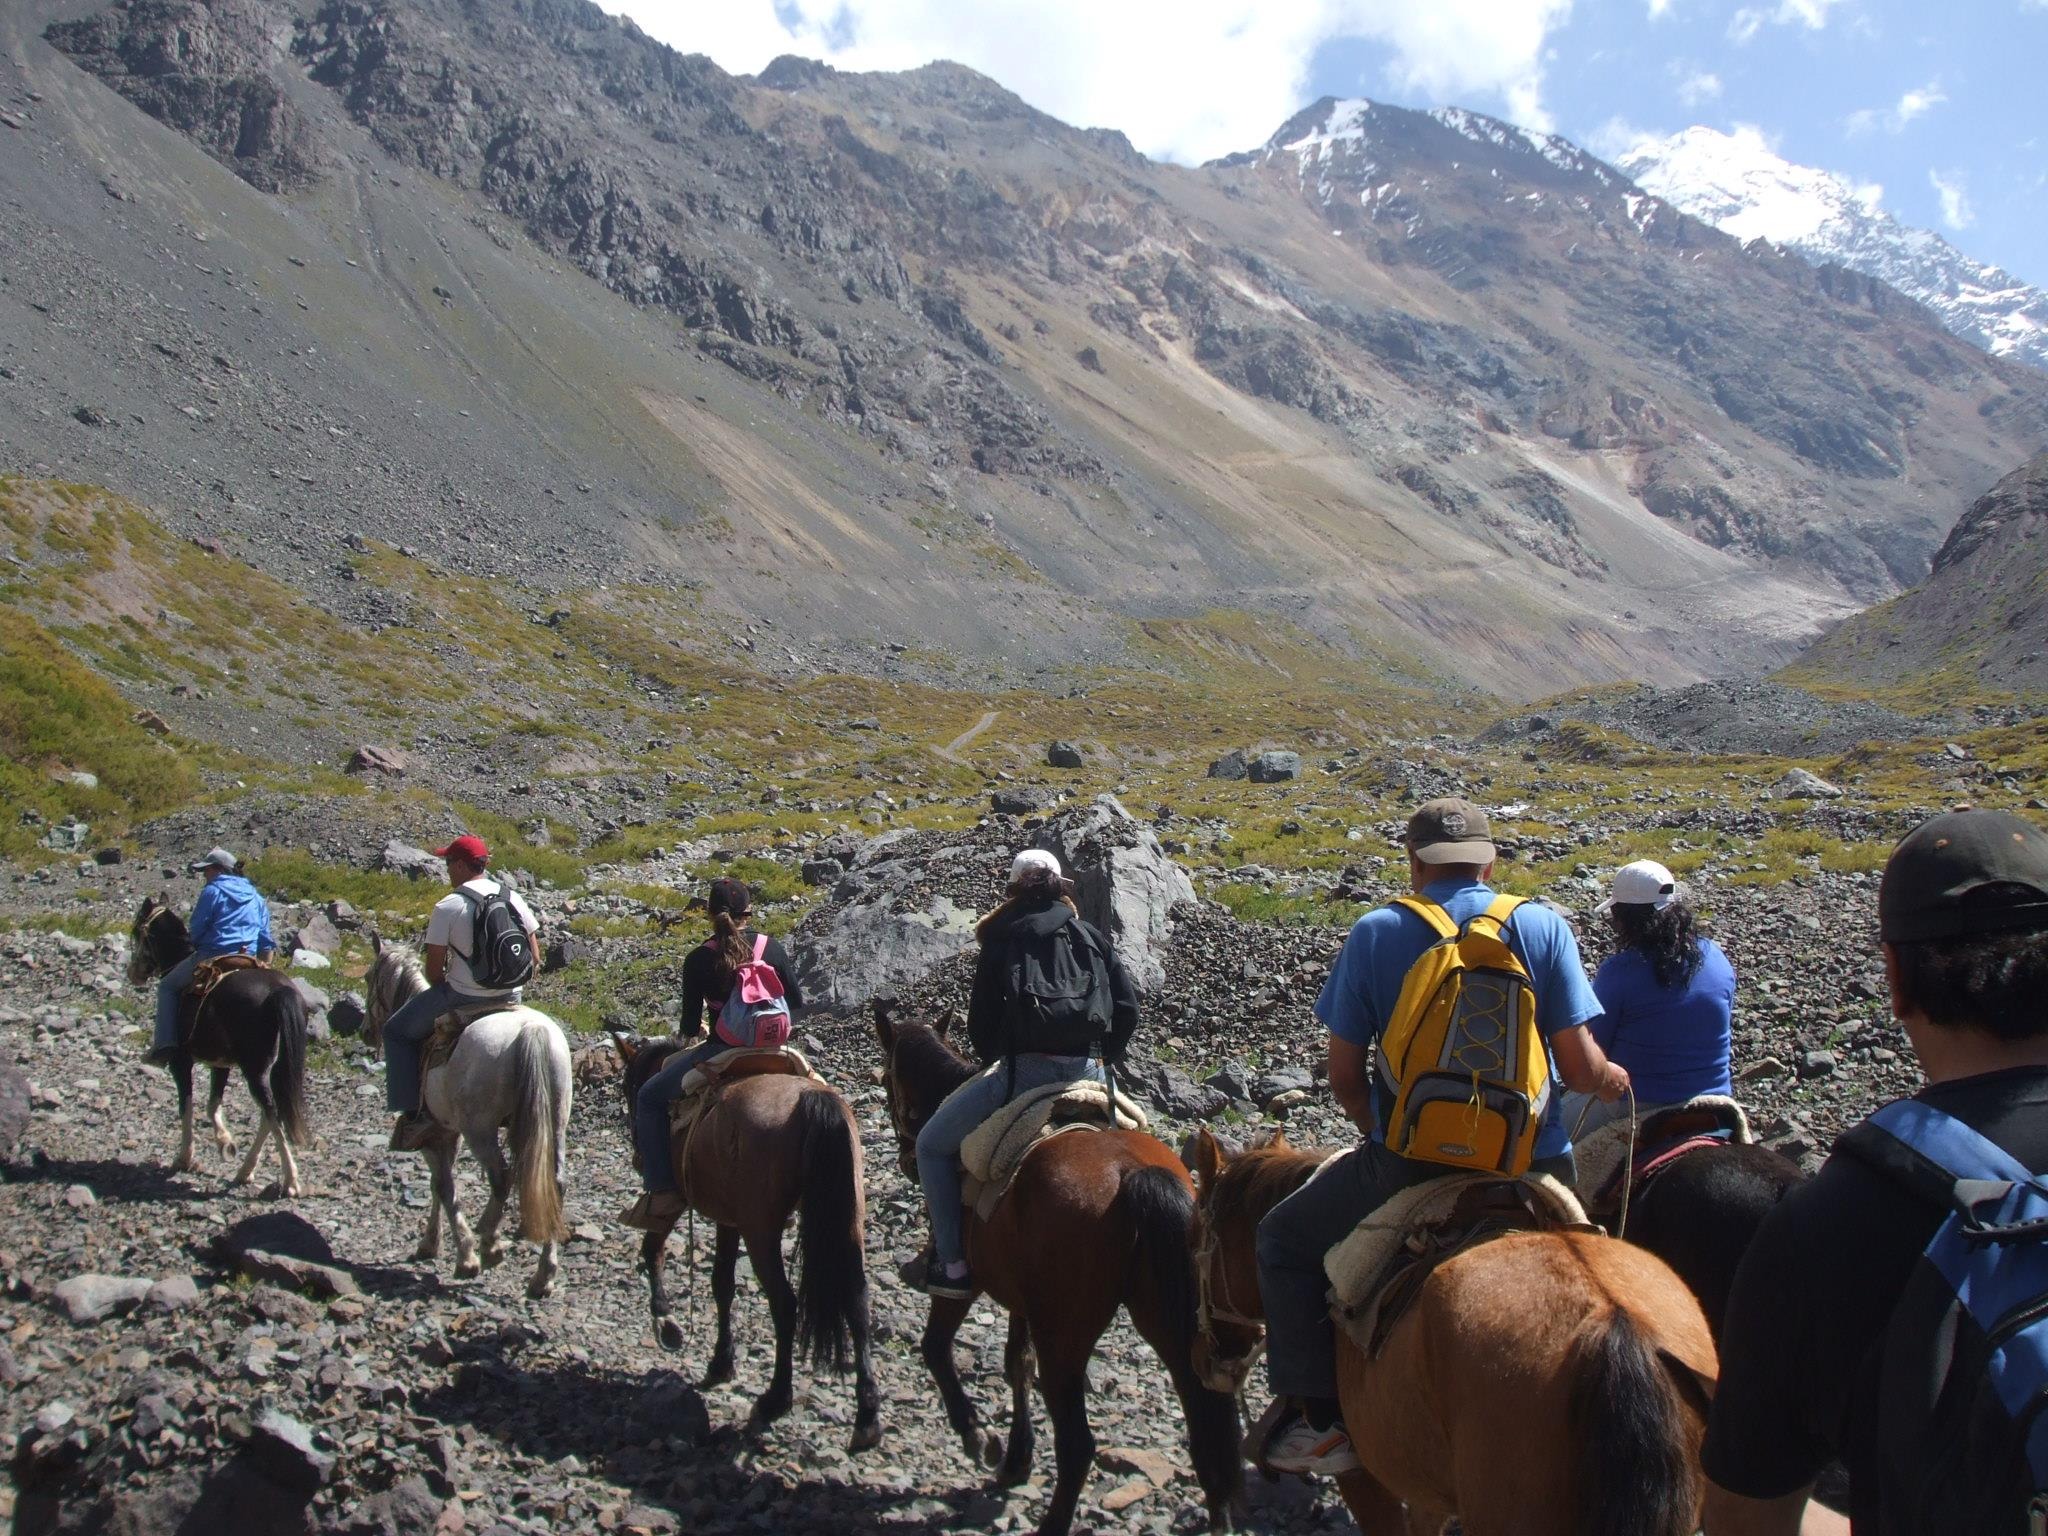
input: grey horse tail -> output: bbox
[510,1021,568,1243]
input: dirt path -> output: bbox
[935,709,998,762]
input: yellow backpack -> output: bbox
[1376,894,1551,1176]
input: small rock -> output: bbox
[247,1405,333,1496]
[1797,1050,1839,1081]
[1774,767,1843,800]
[1207,750,1249,782]
[329,993,367,1036]
[146,1275,200,1312]
[1737,1056,1787,1082]
[52,1273,153,1322]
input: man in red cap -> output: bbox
[382,834,541,1149]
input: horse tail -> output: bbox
[269,980,311,1148]
[792,1087,867,1374]
[1567,1305,1698,1536]
[510,1022,568,1243]
[1118,1163,1244,1514]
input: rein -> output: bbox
[1191,1176,1269,1393]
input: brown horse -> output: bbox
[614,1036,881,1453]
[874,1000,1242,1536]
[1187,1129,1718,1536]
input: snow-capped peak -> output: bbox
[1620,125,2047,371]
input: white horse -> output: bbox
[365,939,572,1298]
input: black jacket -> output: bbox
[966,897,1139,1066]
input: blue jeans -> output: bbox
[916,1053,1105,1267]
[153,952,228,1051]
[635,1039,731,1194]
[1257,1140,1577,1402]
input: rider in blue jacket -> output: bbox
[148,846,275,1063]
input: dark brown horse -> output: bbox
[1188,1129,1717,1536]
[874,1000,1242,1536]
[127,897,310,1196]
[614,1036,881,1453]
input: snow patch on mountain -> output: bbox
[1619,126,2048,372]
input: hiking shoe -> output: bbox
[617,1191,687,1231]
[388,1110,440,1151]
[1264,1413,1361,1476]
[906,1253,975,1300]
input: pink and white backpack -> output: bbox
[715,934,792,1048]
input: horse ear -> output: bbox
[871,995,897,1049]
[1189,1126,1225,1190]
[611,1032,640,1066]
[369,928,383,955]
[938,1009,961,1040]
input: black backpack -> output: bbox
[1841,1099,2048,1535]
[456,884,535,991]
[1002,911,1113,1060]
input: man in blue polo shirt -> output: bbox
[147,846,276,1064]
[1255,798,1630,1475]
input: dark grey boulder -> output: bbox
[1248,751,1303,783]
[1207,750,1249,781]
[1047,741,1084,769]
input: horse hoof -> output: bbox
[747,1393,792,1432]
[656,1318,685,1353]
[700,1357,735,1387]
[973,1431,1003,1469]
[257,1180,291,1201]
[454,1259,482,1280]
[480,1246,506,1270]
[526,1275,555,1300]
[411,1243,440,1263]
[847,1420,883,1454]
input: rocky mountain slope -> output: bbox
[3,0,2045,703]
[1795,450,2048,696]
[1620,126,2048,373]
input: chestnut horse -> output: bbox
[1187,1129,1717,1536]
[874,1001,1241,1536]
[614,1036,882,1454]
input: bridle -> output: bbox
[880,1034,921,1178]
[131,900,179,979]
[1191,1176,1270,1396]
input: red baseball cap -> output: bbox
[433,834,490,864]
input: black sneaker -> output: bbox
[919,1254,975,1300]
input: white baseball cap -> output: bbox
[1597,858,1684,914]
[1010,848,1063,884]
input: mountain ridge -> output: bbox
[1619,125,2048,373]
[5,0,2046,704]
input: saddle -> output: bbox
[422,999,520,1077]
[1578,1094,1754,1225]
[1326,1171,1594,1359]
[957,1080,1149,1222]
[666,1046,821,1138]
[180,953,268,1044]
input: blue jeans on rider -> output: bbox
[635,1038,732,1194]
[1257,1139,1577,1403]
[916,1053,1106,1269]
[382,982,455,1112]
[153,951,230,1051]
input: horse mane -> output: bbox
[890,1019,978,1096]
[1210,1138,1333,1230]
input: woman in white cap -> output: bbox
[1564,857,1737,1134]
[906,847,1138,1299]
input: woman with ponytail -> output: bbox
[621,876,804,1228]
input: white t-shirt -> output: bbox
[426,877,539,998]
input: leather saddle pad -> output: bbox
[667,1046,820,1135]
[1328,1171,1595,1359]
[957,1080,1149,1223]
[422,1001,519,1075]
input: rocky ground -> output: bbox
[0,779,1939,1536]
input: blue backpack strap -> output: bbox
[1866,1098,2036,1187]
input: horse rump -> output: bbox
[510,1021,569,1243]
[1566,1306,1701,1536]
[792,1087,867,1373]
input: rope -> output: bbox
[1570,1083,1640,1239]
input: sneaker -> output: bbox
[388,1109,441,1151]
[904,1253,975,1300]
[1263,1412,1361,1476]
[617,1191,687,1231]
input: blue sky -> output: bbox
[615,0,2047,284]
[1318,0,2047,282]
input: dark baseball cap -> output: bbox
[1405,797,1496,865]
[708,876,752,917]
[1879,809,2048,944]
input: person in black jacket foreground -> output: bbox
[906,848,1138,1299]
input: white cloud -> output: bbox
[1647,0,1675,15]
[1929,168,1974,229]
[1676,68,1722,105]
[604,0,1575,161]
[1729,0,1848,43]
[1845,78,1946,135]
[1586,115,1662,161]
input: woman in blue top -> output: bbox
[1565,858,1736,1135]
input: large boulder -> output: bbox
[791,836,983,1012]
[1046,741,1085,769]
[1248,750,1303,783]
[1031,796,1196,996]
[377,841,444,881]
[1774,767,1843,799]
[1207,750,1249,781]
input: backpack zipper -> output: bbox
[1988,1291,2048,1354]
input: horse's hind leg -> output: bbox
[920,1295,1002,1469]
[641,1222,682,1351]
[742,1222,796,1431]
[1034,1361,1098,1536]
[703,1223,740,1385]
[414,1147,446,1262]
[996,1313,1036,1488]
[171,1057,196,1174]
[208,1068,235,1159]
[848,1264,883,1454]
[231,1054,278,1190]
[467,1130,511,1270]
